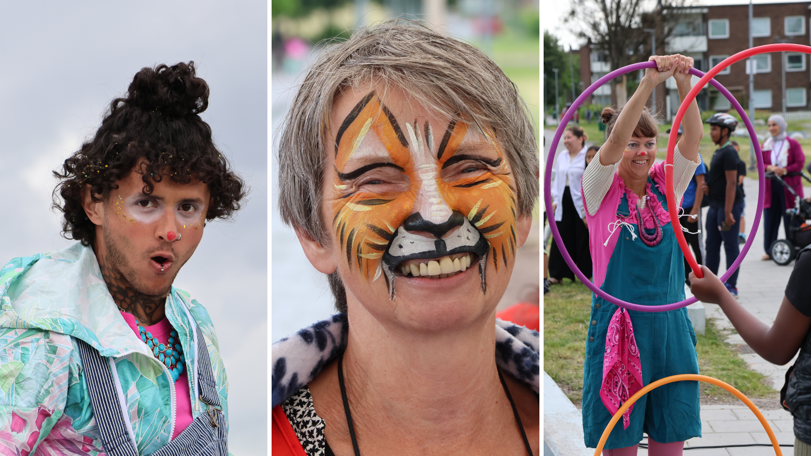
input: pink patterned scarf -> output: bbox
[600,307,643,429]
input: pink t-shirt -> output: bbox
[120,312,194,439]
[583,162,679,289]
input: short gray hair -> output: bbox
[277,20,539,310]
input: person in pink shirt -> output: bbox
[579,55,703,454]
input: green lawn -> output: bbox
[544,281,776,405]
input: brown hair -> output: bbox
[566,125,586,148]
[601,106,658,140]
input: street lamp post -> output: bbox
[553,68,560,122]
[774,36,792,117]
[644,28,657,114]
[569,46,576,104]
[748,0,755,171]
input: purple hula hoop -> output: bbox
[545,61,764,312]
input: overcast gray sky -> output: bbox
[0,2,267,453]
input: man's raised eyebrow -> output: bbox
[441,154,502,170]
[132,193,206,205]
[335,162,405,181]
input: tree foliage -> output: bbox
[566,0,691,104]
[272,0,353,18]
[544,31,580,114]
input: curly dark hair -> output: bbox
[53,62,247,247]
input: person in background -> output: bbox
[731,141,748,244]
[544,212,550,294]
[549,125,592,284]
[673,124,706,286]
[761,115,806,260]
[586,145,599,167]
[704,113,743,298]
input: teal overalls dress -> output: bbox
[582,176,701,448]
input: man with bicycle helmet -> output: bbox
[704,112,745,297]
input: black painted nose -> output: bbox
[402,211,466,239]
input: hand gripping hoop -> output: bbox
[546,61,760,311]
[594,374,782,455]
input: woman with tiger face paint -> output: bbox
[273,21,540,456]
[579,55,703,453]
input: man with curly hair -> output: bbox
[0,62,245,455]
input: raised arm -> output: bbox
[672,55,702,163]
[598,55,678,166]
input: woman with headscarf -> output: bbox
[761,115,806,260]
[548,125,592,283]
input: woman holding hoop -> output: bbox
[549,125,593,284]
[580,55,703,453]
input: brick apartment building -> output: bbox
[578,1,811,118]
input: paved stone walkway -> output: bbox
[636,406,795,455]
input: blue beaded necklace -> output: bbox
[136,319,185,382]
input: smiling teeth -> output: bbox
[399,254,472,278]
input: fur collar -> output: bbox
[271,314,540,408]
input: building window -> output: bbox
[752,17,770,37]
[787,88,807,107]
[753,89,772,108]
[785,16,805,36]
[752,54,771,73]
[711,89,732,110]
[710,55,731,74]
[591,51,608,63]
[709,19,730,39]
[786,53,806,72]
[672,15,704,37]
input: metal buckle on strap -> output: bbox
[200,395,223,428]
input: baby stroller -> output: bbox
[767,170,811,265]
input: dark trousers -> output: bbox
[705,202,744,288]
[764,178,787,256]
[680,205,703,285]
[549,187,592,281]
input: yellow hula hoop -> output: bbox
[594,374,782,456]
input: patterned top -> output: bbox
[0,243,229,455]
[282,385,328,456]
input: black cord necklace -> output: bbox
[334,351,534,456]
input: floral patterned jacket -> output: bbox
[0,243,228,455]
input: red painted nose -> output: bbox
[167,231,177,241]
[639,151,647,156]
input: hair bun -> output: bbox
[127,62,209,117]
[601,107,615,125]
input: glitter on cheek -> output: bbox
[122,196,164,224]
